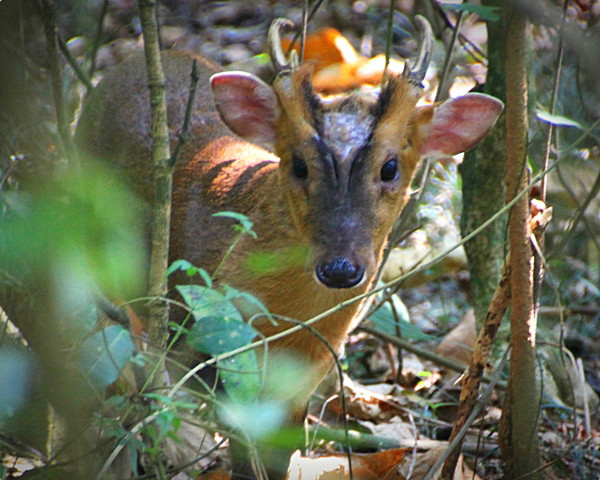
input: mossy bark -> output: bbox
[459,0,507,328]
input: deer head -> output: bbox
[210,17,503,290]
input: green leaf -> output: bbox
[223,285,274,323]
[187,316,258,355]
[536,110,583,129]
[212,211,256,237]
[167,259,212,287]
[78,325,134,390]
[442,4,501,21]
[369,301,432,341]
[218,350,261,403]
[177,285,242,323]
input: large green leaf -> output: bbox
[78,325,134,390]
[369,300,433,341]
[177,285,242,323]
[218,350,261,403]
[442,4,501,21]
[187,315,258,355]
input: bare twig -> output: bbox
[359,324,507,390]
[168,60,199,168]
[550,168,600,258]
[89,0,109,78]
[382,0,395,84]
[441,263,511,477]
[57,34,93,92]
[285,0,327,56]
[39,0,76,163]
[424,351,510,480]
[435,11,464,102]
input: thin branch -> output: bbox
[550,167,600,258]
[277,317,354,480]
[39,0,76,163]
[423,351,510,480]
[299,0,308,64]
[168,60,199,169]
[441,263,511,477]
[89,0,109,78]
[382,0,395,84]
[359,324,507,390]
[57,34,93,93]
[435,11,464,102]
[539,0,567,201]
[428,0,488,64]
[285,0,327,55]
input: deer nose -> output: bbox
[315,257,364,289]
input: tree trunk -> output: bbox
[459,0,507,329]
[139,0,172,377]
[500,6,541,478]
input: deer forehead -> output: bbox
[321,110,374,161]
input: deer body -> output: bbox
[76,18,502,479]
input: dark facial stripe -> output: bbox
[314,135,339,183]
[302,76,322,133]
[348,133,373,192]
[371,80,396,125]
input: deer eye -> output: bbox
[380,157,398,181]
[292,154,308,179]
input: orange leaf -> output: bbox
[286,449,407,480]
[280,28,359,72]
[195,468,231,480]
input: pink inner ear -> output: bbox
[420,93,504,157]
[210,72,278,145]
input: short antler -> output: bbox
[268,18,299,74]
[402,15,433,86]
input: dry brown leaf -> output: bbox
[435,310,477,366]
[358,417,415,443]
[330,379,405,421]
[397,445,482,480]
[194,468,230,480]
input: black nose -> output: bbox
[315,257,364,289]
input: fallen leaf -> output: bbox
[286,449,407,480]
[435,310,477,366]
[281,28,359,72]
[194,468,230,479]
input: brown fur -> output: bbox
[76,49,435,478]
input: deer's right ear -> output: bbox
[210,72,279,146]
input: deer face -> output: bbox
[210,18,503,290]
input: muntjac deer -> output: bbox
[75,17,502,480]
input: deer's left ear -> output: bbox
[418,93,504,158]
[210,71,279,146]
